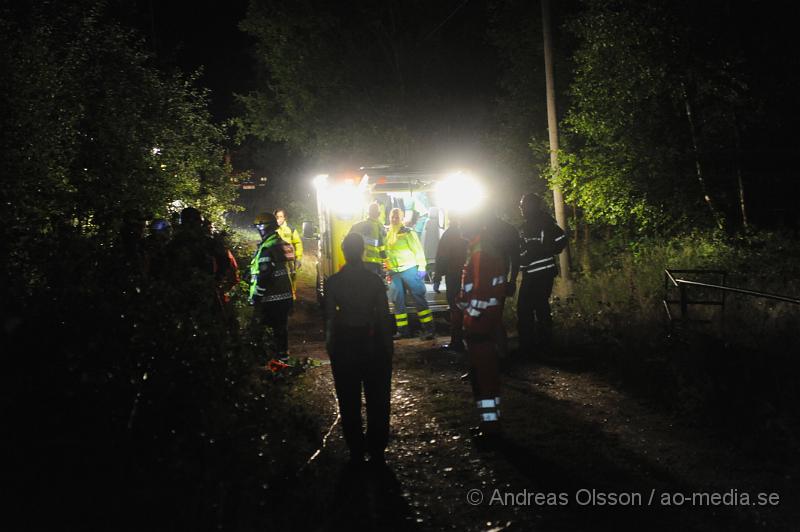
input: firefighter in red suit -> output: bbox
[459,215,507,435]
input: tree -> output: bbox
[237,0,498,168]
[555,0,751,233]
[0,0,235,302]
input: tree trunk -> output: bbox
[733,115,748,229]
[681,82,724,229]
[541,0,572,289]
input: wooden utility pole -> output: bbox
[541,0,572,285]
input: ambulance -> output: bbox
[305,166,486,313]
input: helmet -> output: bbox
[253,212,277,225]
[519,193,544,217]
[150,218,170,233]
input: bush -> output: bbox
[541,230,799,447]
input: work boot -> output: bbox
[368,449,386,466]
[420,322,436,340]
[441,340,466,353]
[470,426,501,451]
[393,326,411,340]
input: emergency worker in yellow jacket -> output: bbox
[275,208,303,299]
[386,207,434,339]
[348,202,387,277]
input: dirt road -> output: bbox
[275,261,798,532]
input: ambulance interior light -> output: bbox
[435,171,486,213]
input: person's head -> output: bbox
[389,207,404,228]
[341,232,365,264]
[180,207,203,227]
[460,205,488,240]
[367,202,381,220]
[274,209,287,227]
[254,212,278,238]
[519,193,544,220]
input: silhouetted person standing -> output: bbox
[160,207,220,313]
[516,193,567,354]
[326,233,394,465]
[433,213,468,352]
[460,211,508,436]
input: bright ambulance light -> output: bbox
[435,172,486,213]
[328,182,365,216]
[312,174,329,188]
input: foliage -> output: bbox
[237,0,498,166]
[0,3,323,528]
[547,231,800,443]
[0,1,236,303]
[553,0,751,233]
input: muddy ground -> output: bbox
[264,264,799,532]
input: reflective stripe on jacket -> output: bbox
[349,218,387,264]
[519,215,566,277]
[387,226,426,273]
[459,232,506,336]
[249,232,294,301]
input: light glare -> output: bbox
[435,172,486,213]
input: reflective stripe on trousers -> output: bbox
[394,312,409,328]
[476,398,501,423]
[417,308,433,324]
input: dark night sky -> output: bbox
[129,0,254,121]
[132,0,503,123]
[132,0,499,123]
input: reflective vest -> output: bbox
[386,226,426,273]
[249,232,294,302]
[277,223,303,261]
[349,218,387,264]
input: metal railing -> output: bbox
[663,269,800,328]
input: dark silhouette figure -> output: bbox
[325,233,394,464]
[433,213,468,352]
[516,193,567,354]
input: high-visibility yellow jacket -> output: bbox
[386,226,426,273]
[349,218,387,265]
[277,223,303,261]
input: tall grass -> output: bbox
[524,230,800,448]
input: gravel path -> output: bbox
[275,263,798,531]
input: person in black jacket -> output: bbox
[325,233,395,465]
[249,212,295,363]
[432,213,468,352]
[516,193,567,354]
